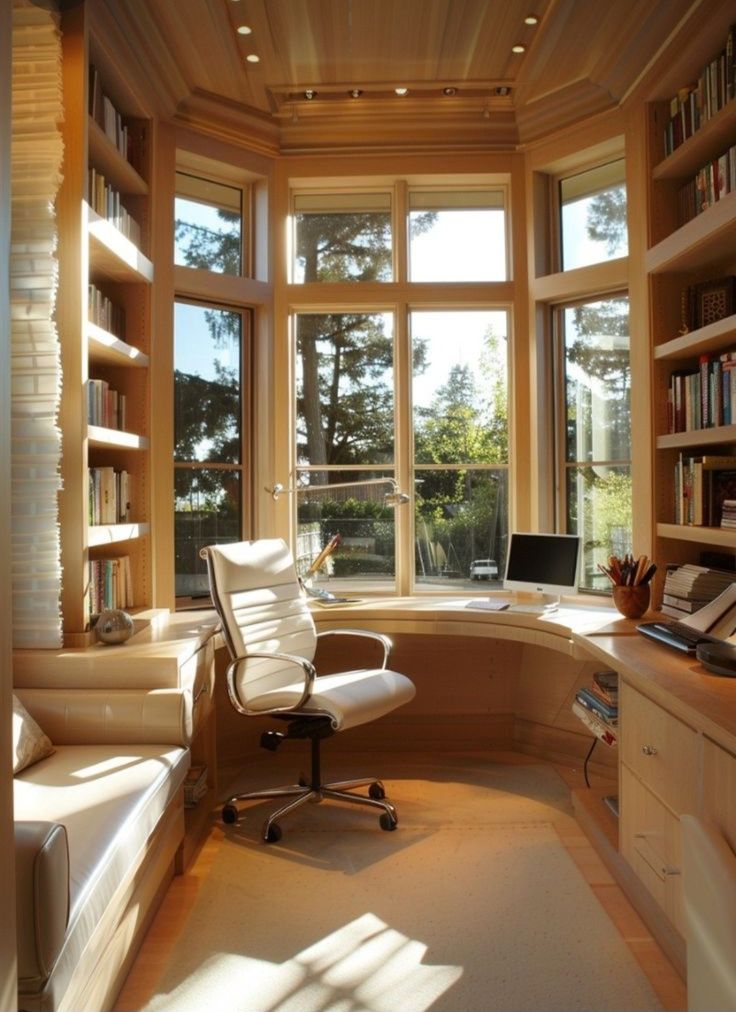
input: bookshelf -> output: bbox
[647,19,736,602]
[58,6,153,646]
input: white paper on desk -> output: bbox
[681,582,736,637]
[465,599,510,611]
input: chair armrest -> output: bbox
[226,651,316,715]
[316,628,393,669]
[15,821,69,986]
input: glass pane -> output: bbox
[566,464,632,592]
[563,297,630,463]
[174,469,241,598]
[296,313,394,468]
[294,194,392,282]
[174,172,242,275]
[560,160,627,270]
[295,470,397,593]
[415,468,509,588]
[409,194,506,281]
[174,302,241,463]
[412,310,509,465]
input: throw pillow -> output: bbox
[12,695,54,774]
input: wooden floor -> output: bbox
[115,751,687,1012]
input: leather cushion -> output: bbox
[248,667,417,730]
[14,744,189,1000]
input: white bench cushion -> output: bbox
[14,744,189,1005]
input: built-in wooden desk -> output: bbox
[313,597,736,977]
[312,595,635,652]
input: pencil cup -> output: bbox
[612,584,650,619]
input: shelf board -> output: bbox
[88,522,150,547]
[657,425,736,450]
[646,190,736,274]
[657,523,736,547]
[87,116,148,196]
[88,208,153,283]
[87,322,149,367]
[88,424,149,450]
[654,314,736,361]
[653,101,736,182]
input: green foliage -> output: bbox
[585,186,627,254]
[175,209,241,274]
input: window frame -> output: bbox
[552,156,627,276]
[172,297,254,608]
[551,291,632,591]
[285,173,514,596]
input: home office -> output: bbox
[3,1,736,1011]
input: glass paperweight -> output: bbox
[95,608,134,645]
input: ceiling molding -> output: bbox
[174,90,280,159]
[515,79,618,146]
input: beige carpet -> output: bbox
[139,760,663,1012]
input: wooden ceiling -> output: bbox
[101,0,700,151]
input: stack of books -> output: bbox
[572,670,618,747]
[183,764,208,808]
[721,500,736,529]
[661,562,736,620]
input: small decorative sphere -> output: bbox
[95,608,134,645]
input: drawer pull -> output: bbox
[641,744,658,756]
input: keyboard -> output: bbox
[637,620,720,654]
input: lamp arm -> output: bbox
[225,650,316,716]
[316,628,393,669]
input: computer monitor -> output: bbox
[503,532,581,611]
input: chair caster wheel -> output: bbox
[264,822,282,843]
[379,812,397,832]
[222,804,239,825]
[369,781,386,800]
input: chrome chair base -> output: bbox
[222,775,398,842]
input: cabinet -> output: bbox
[619,680,698,939]
[646,21,736,594]
[58,5,154,646]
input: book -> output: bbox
[571,702,617,747]
[575,688,618,725]
[662,593,710,613]
[592,669,618,704]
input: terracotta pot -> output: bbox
[612,584,651,619]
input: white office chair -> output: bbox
[200,538,416,842]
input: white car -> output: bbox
[469,559,498,580]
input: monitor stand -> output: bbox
[507,593,561,615]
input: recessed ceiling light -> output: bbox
[524,15,539,25]
[304,89,317,99]
[348,88,363,98]
[395,87,408,96]
[237,25,252,35]
[512,44,526,54]
[443,86,457,96]
[246,54,260,63]
[495,86,511,96]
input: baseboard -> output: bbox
[573,788,686,979]
[513,718,618,774]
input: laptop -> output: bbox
[638,582,736,654]
[637,620,721,654]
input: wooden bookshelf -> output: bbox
[58,5,154,638]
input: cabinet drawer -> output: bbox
[620,765,684,936]
[620,679,698,814]
[703,737,736,854]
